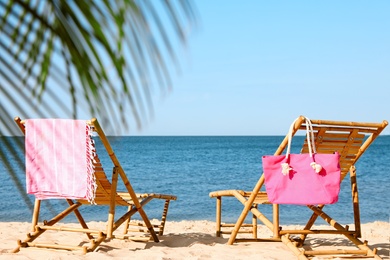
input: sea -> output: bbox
[0,135,389,225]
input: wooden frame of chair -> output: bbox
[210,116,388,259]
[12,117,177,254]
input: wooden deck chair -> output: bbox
[12,117,177,254]
[210,116,388,259]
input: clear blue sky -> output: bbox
[135,0,389,136]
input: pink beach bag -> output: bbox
[262,117,341,205]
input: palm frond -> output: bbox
[0,0,197,217]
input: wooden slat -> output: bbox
[38,225,102,234]
[304,249,369,256]
[112,234,150,241]
[26,242,88,253]
[279,229,356,235]
[221,223,255,227]
[317,133,365,140]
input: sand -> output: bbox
[0,220,388,259]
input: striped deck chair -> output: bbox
[12,117,177,254]
[210,116,388,259]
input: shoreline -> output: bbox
[0,220,388,259]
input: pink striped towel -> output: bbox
[25,119,96,203]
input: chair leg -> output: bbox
[216,196,222,237]
[31,199,41,232]
[158,199,171,236]
[272,204,280,239]
[107,166,119,239]
[252,204,257,239]
[123,206,132,235]
[350,166,362,238]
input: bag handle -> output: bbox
[281,116,322,175]
[285,116,315,157]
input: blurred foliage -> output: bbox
[0,0,197,211]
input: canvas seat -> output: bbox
[12,117,177,254]
[209,116,388,259]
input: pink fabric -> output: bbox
[262,152,341,205]
[25,119,96,202]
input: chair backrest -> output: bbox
[302,119,388,179]
[273,116,388,180]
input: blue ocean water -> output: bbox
[0,135,389,225]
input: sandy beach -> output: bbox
[0,220,388,259]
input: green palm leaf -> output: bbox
[0,0,197,213]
